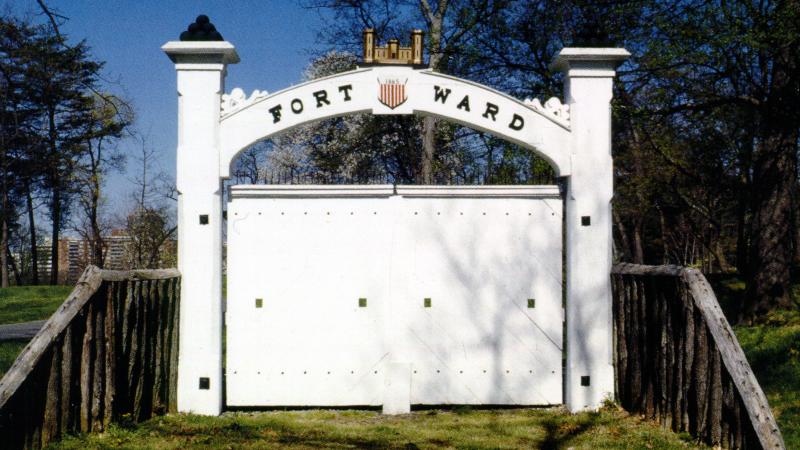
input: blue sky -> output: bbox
[3,1,333,211]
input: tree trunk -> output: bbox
[50,188,61,285]
[633,219,645,264]
[735,182,750,276]
[613,208,632,262]
[421,117,436,184]
[419,0,445,184]
[26,181,39,285]
[90,171,104,268]
[795,196,800,270]
[744,133,796,320]
[743,96,798,321]
[46,102,62,285]
[7,246,21,285]
[657,205,669,264]
[1,200,9,288]
[1,144,8,288]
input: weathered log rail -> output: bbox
[0,266,181,449]
[612,263,784,449]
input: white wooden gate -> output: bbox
[226,185,563,407]
[164,39,628,413]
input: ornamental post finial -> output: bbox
[180,14,224,41]
[361,29,425,66]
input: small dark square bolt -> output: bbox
[199,214,209,225]
[358,298,367,307]
[581,216,591,226]
[424,298,432,308]
[222,211,227,220]
[581,376,590,386]
[527,298,536,308]
[255,298,263,308]
[199,377,210,390]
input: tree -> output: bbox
[480,1,799,320]
[0,18,27,287]
[0,17,50,286]
[73,94,132,267]
[305,0,511,183]
[232,51,426,184]
[123,137,176,269]
[2,8,135,283]
[20,23,103,284]
[628,0,800,321]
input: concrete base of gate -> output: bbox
[382,362,412,415]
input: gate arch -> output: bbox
[219,67,572,178]
[163,39,629,417]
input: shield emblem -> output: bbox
[378,78,408,109]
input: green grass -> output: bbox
[0,285,72,378]
[0,339,28,378]
[0,285,72,324]
[735,308,800,449]
[50,407,704,449]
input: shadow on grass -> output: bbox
[537,411,600,449]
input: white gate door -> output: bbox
[225,185,563,407]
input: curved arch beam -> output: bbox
[219,67,572,178]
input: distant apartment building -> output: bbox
[22,230,176,285]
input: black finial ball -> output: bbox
[180,14,223,41]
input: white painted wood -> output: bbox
[226,186,563,409]
[218,67,572,178]
[226,192,394,407]
[162,35,631,415]
[552,48,630,412]
[162,41,239,415]
[229,184,395,198]
[398,193,563,406]
[395,185,560,198]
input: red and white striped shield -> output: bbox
[378,78,408,109]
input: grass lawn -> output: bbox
[0,339,28,378]
[0,285,72,324]
[50,407,704,449]
[735,308,800,449]
[0,285,73,378]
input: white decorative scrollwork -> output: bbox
[524,97,570,127]
[221,88,269,116]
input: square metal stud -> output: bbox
[581,375,590,386]
[255,298,263,308]
[199,377,210,390]
[199,214,209,225]
[358,298,367,307]
[527,298,536,308]
[581,216,591,226]
[424,298,432,308]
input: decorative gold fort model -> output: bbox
[362,28,424,65]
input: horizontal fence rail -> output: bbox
[611,263,784,449]
[0,266,181,449]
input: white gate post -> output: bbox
[552,48,629,412]
[162,41,239,415]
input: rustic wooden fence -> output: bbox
[0,265,181,449]
[612,263,784,449]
